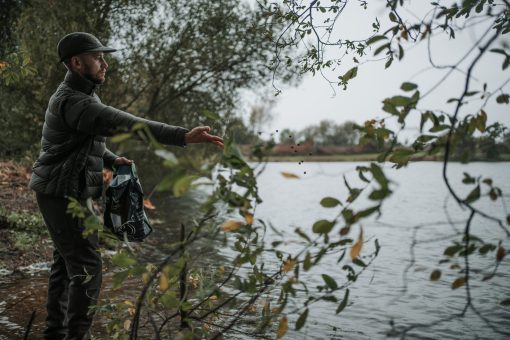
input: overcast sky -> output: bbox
[252,1,510,142]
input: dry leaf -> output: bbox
[276,316,288,339]
[143,199,156,210]
[281,171,300,179]
[159,273,169,291]
[340,226,350,236]
[103,169,113,184]
[244,212,254,225]
[430,270,441,281]
[350,228,364,260]
[282,259,296,273]
[222,220,243,232]
[497,246,505,262]
[451,277,466,289]
[124,319,131,331]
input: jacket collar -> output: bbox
[63,71,99,95]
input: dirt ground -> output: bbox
[0,161,53,273]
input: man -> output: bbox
[28,32,224,340]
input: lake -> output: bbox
[1,161,509,339]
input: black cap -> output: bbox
[57,32,117,62]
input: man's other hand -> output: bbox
[113,157,133,165]
[185,126,224,148]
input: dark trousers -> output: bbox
[36,193,102,340]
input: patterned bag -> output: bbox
[104,164,152,242]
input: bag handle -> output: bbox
[113,163,138,178]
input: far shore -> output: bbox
[244,153,510,162]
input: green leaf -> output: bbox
[401,82,417,91]
[464,185,480,204]
[356,205,380,218]
[389,149,414,167]
[496,94,509,104]
[295,228,312,243]
[444,244,463,256]
[352,258,366,267]
[370,163,388,188]
[160,291,179,309]
[154,149,178,165]
[203,110,221,121]
[374,43,391,56]
[312,220,335,234]
[322,274,338,290]
[320,197,341,208]
[303,252,312,271]
[340,67,358,82]
[111,133,132,143]
[173,175,199,197]
[112,270,130,290]
[366,35,387,45]
[336,288,349,314]
[295,308,309,330]
[111,251,137,267]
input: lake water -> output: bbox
[249,161,510,339]
[1,161,509,339]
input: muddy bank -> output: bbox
[0,161,53,275]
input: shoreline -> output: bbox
[244,154,510,162]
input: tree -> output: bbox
[0,0,294,158]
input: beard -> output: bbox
[82,63,105,85]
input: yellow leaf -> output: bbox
[159,273,169,291]
[350,228,364,260]
[282,259,296,273]
[244,212,254,225]
[142,273,150,284]
[124,319,131,331]
[143,198,156,210]
[281,171,300,179]
[222,220,243,232]
[124,300,134,306]
[451,277,466,289]
[276,316,288,339]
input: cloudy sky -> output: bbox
[256,1,510,142]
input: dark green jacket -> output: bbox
[29,71,188,199]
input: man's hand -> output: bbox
[185,126,224,148]
[113,156,133,165]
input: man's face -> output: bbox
[74,52,108,84]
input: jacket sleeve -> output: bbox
[103,148,118,170]
[62,95,189,146]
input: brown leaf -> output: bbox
[222,220,243,232]
[451,277,466,289]
[159,273,169,291]
[430,270,441,281]
[489,190,497,201]
[350,228,364,260]
[497,246,505,262]
[276,316,288,339]
[143,199,156,210]
[281,171,300,179]
[124,319,131,331]
[103,169,113,184]
[340,226,350,236]
[282,259,296,273]
[244,212,254,225]
[500,298,510,306]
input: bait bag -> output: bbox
[104,164,152,242]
